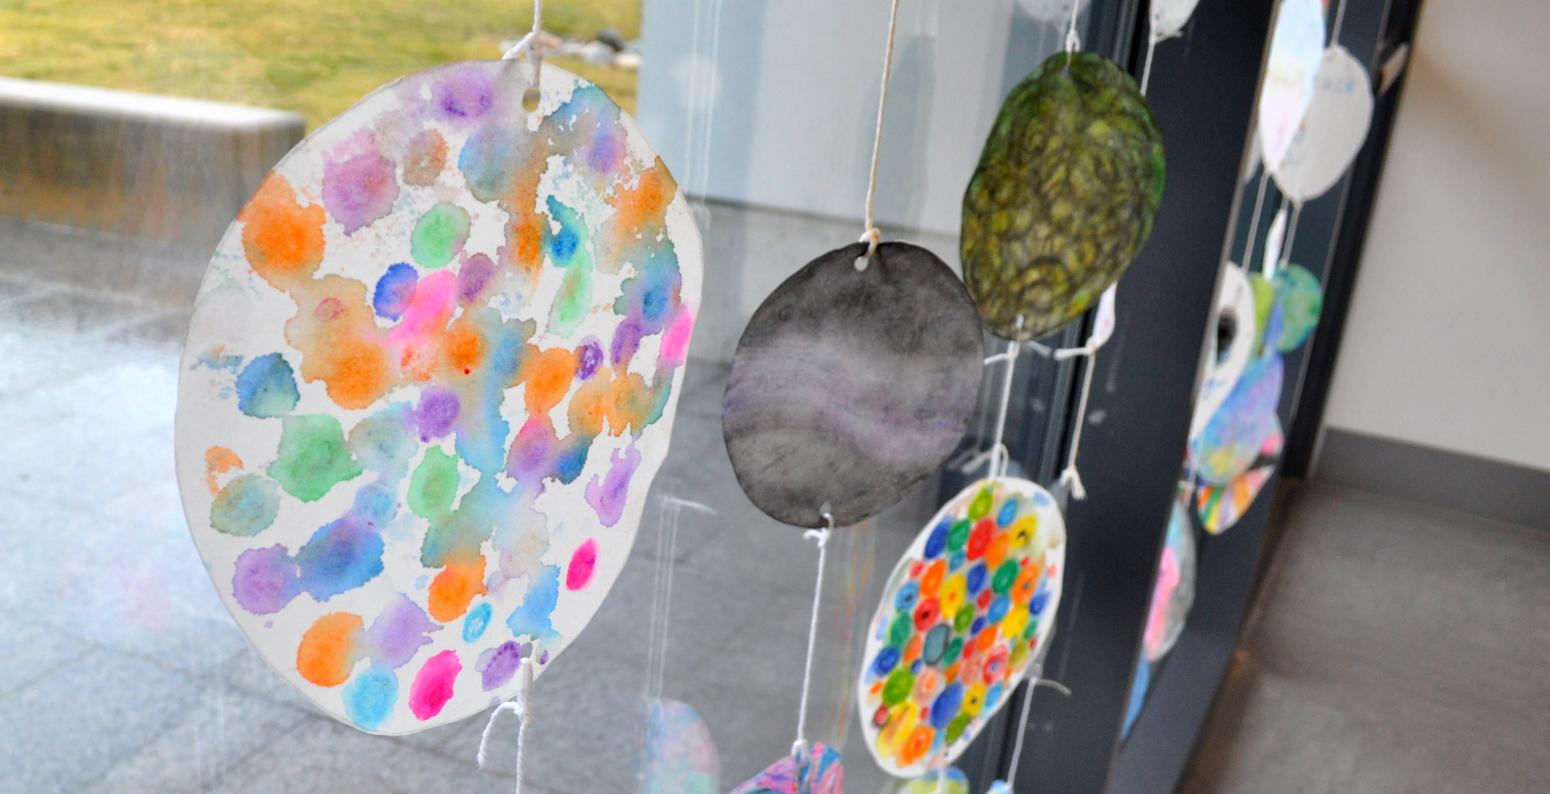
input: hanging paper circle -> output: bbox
[858,478,1066,777]
[988,780,1015,794]
[1257,0,1326,171]
[1197,460,1277,534]
[722,242,985,528]
[1144,492,1196,662]
[175,61,701,733]
[1272,46,1375,203]
[1189,354,1282,486]
[1271,264,1324,353]
[642,699,719,794]
[962,51,1165,340]
[1191,265,1257,440]
[896,767,970,794]
[729,743,844,794]
[1151,0,1204,40]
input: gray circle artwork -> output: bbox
[722,242,986,527]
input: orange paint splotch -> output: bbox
[296,612,363,687]
[568,375,610,437]
[520,345,576,415]
[241,174,326,289]
[204,446,244,494]
[609,158,678,238]
[441,320,486,379]
[428,556,487,623]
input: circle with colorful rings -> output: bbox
[857,477,1066,777]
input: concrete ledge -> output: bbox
[0,77,303,250]
[1315,427,1550,531]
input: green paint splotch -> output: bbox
[408,446,460,519]
[544,196,593,338]
[411,202,471,269]
[210,473,281,536]
[268,414,364,502]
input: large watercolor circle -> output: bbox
[857,477,1065,777]
[175,61,701,734]
[722,242,985,528]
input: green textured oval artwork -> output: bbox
[962,51,1165,340]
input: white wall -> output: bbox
[637,0,1078,236]
[1322,0,1550,471]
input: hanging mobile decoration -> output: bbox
[176,0,701,737]
[857,475,1066,777]
[722,0,984,528]
[960,35,1164,340]
[1256,0,1326,172]
[895,766,970,794]
[1122,487,1195,737]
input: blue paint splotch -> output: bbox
[506,565,561,643]
[344,666,399,730]
[373,263,419,320]
[235,353,300,418]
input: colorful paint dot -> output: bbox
[408,650,461,720]
[344,667,399,730]
[267,414,364,502]
[566,538,599,591]
[210,474,281,537]
[410,202,471,269]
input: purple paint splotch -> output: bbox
[323,134,400,234]
[232,545,301,615]
[586,444,641,527]
[415,388,461,442]
[363,594,439,669]
[476,640,524,690]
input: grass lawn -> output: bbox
[0,0,641,126]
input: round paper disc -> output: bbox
[962,51,1165,340]
[176,61,701,734]
[857,477,1066,777]
[722,242,984,528]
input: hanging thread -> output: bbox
[478,657,535,794]
[1279,201,1304,269]
[1329,0,1350,45]
[1001,666,1075,789]
[859,0,905,262]
[791,516,834,760]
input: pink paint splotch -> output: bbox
[585,444,641,527]
[408,649,462,720]
[566,538,599,591]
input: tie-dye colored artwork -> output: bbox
[1273,47,1375,203]
[722,242,984,528]
[1190,354,1283,486]
[1198,463,1276,534]
[1144,492,1195,662]
[1270,264,1323,353]
[1257,0,1326,171]
[858,478,1066,777]
[1190,265,1257,440]
[1187,260,1322,534]
[175,61,700,734]
[894,767,968,794]
[729,743,844,794]
[642,699,719,794]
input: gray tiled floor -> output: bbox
[1180,482,1550,793]
[0,217,927,793]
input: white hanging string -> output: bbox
[1140,7,1161,95]
[858,0,905,262]
[1239,170,1272,271]
[1000,666,1074,791]
[478,657,535,794]
[987,337,1019,481]
[1063,0,1082,61]
[501,0,546,92]
[1278,201,1304,269]
[1329,0,1350,45]
[790,516,834,760]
